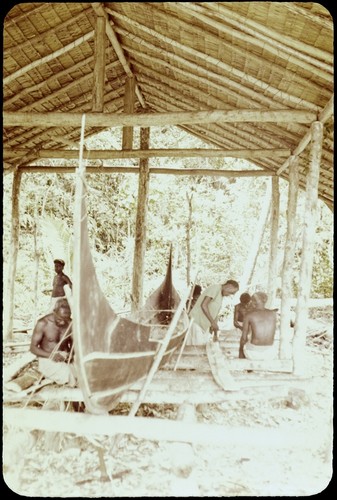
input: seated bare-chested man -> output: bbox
[30,298,77,386]
[239,291,277,360]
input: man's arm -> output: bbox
[64,274,72,289]
[30,320,50,358]
[239,314,250,358]
[201,296,219,338]
[233,305,242,329]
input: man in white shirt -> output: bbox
[187,280,239,345]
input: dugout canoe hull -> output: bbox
[72,166,189,415]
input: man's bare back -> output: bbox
[239,292,276,359]
[247,308,276,345]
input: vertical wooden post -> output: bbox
[293,121,323,375]
[185,193,193,285]
[267,176,280,308]
[131,127,150,312]
[4,169,22,341]
[92,15,106,112]
[122,77,135,149]
[279,156,299,359]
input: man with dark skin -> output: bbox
[30,298,76,386]
[233,292,252,331]
[52,259,72,297]
[239,291,277,360]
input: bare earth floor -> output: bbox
[3,327,333,497]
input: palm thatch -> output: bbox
[3,2,333,208]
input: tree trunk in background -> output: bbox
[279,156,299,359]
[293,122,323,375]
[240,180,271,291]
[4,169,22,341]
[131,127,150,312]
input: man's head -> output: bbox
[54,259,65,273]
[221,280,239,297]
[251,292,268,308]
[53,298,71,321]
[240,292,251,305]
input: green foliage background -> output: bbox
[3,126,333,324]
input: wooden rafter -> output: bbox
[3,31,95,86]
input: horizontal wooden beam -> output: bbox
[5,147,291,160]
[3,109,317,129]
[4,408,322,448]
[277,96,333,175]
[5,165,275,177]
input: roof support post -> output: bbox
[3,169,22,341]
[279,156,299,359]
[292,122,323,375]
[92,15,106,112]
[122,77,135,149]
[267,176,280,308]
[131,127,150,312]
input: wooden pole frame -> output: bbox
[131,127,150,311]
[292,122,323,375]
[279,156,299,359]
[92,15,106,112]
[4,147,291,160]
[3,165,278,176]
[3,109,317,129]
[122,77,136,149]
[3,169,22,341]
[267,176,280,308]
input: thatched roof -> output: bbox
[3,2,333,208]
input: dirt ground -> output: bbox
[3,310,333,497]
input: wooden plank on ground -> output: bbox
[3,372,308,405]
[3,407,322,448]
[3,352,36,382]
[206,340,240,391]
[166,352,293,373]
